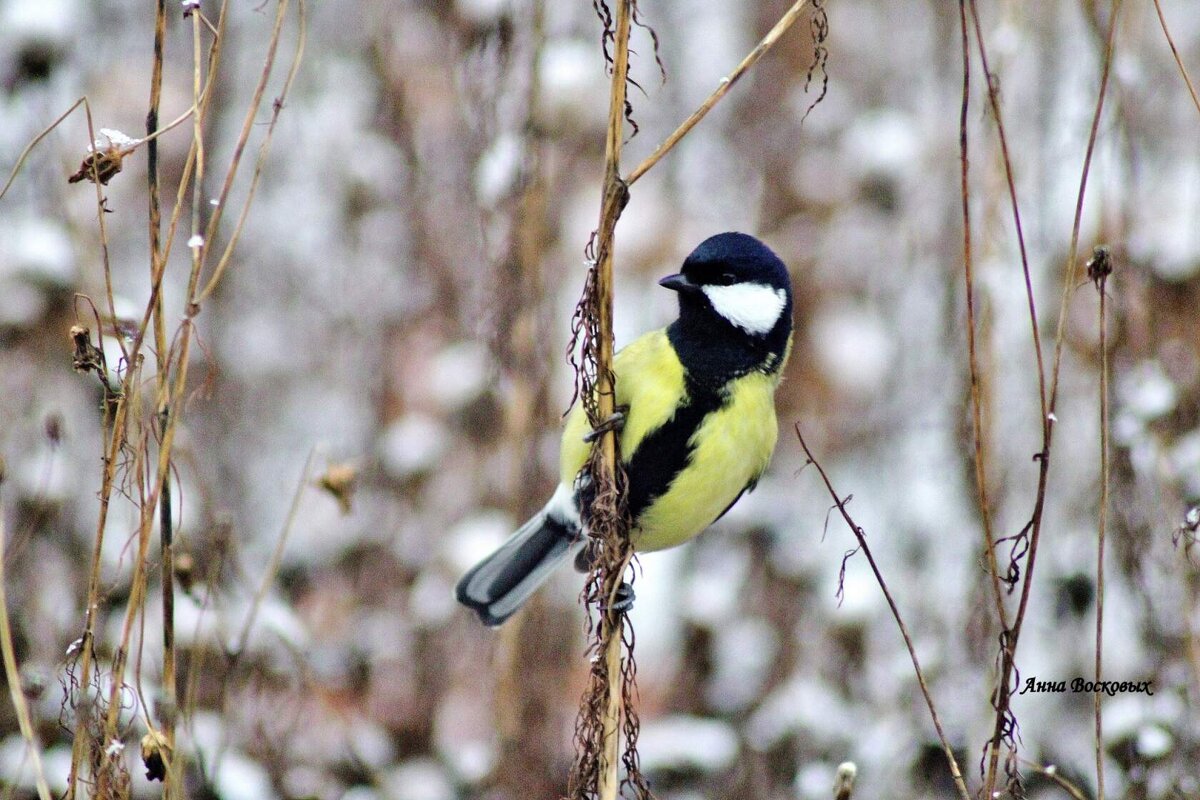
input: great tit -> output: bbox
[456,232,793,626]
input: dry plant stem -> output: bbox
[1093,280,1110,799]
[796,427,971,800]
[967,0,1046,423]
[83,105,125,363]
[128,3,228,360]
[96,366,154,800]
[624,0,810,187]
[957,0,1009,631]
[1048,0,1122,418]
[147,1,179,794]
[968,0,1054,788]
[68,0,288,795]
[977,0,1122,793]
[0,513,55,800]
[66,274,132,800]
[594,3,632,797]
[196,0,301,302]
[66,393,131,799]
[1152,0,1200,117]
[199,0,306,304]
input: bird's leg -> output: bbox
[583,404,630,443]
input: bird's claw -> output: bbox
[583,405,629,443]
[602,581,636,617]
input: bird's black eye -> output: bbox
[715,272,736,286]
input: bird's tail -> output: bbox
[455,487,584,627]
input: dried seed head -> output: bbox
[70,325,101,373]
[68,149,124,186]
[1086,245,1113,290]
[317,462,358,515]
[67,129,139,186]
[140,730,171,782]
[174,551,196,594]
[834,762,857,800]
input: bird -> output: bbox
[456,232,793,626]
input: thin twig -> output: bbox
[1091,247,1113,800]
[195,0,299,302]
[0,511,54,800]
[65,339,132,800]
[1151,0,1200,118]
[796,426,972,800]
[198,0,307,303]
[0,98,194,206]
[127,0,228,362]
[967,0,1046,426]
[976,0,1123,793]
[624,0,811,186]
[0,97,85,202]
[957,0,1010,632]
[82,103,127,365]
[1048,0,1122,415]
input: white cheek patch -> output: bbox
[702,282,788,335]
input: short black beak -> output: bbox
[659,273,700,294]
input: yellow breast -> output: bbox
[559,329,781,552]
[634,371,778,550]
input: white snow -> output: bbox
[442,509,514,574]
[428,342,490,409]
[1119,360,1177,421]
[474,132,523,206]
[637,715,739,773]
[382,758,455,800]
[213,750,277,800]
[809,303,894,396]
[379,414,448,479]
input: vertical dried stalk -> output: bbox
[1092,248,1113,800]
[567,2,818,795]
[594,3,631,796]
[566,0,637,797]
[957,0,1010,633]
[59,2,300,795]
[147,0,178,793]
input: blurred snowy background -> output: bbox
[1,0,1198,798]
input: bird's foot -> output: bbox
[602,581,636,617]
[583,405,630,443]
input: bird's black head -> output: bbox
[660,232,793,384]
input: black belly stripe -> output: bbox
[624,380,726,521]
